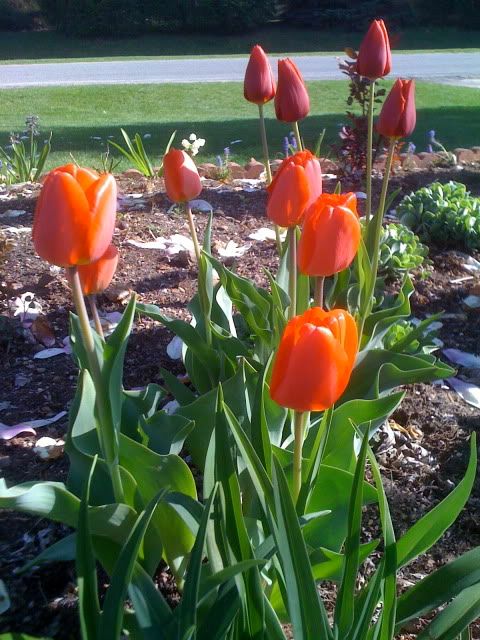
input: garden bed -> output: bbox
[1,167,480,638]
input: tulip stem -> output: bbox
[365,80,376,224]
[314,276,325,308]
[68,266,124,504]
[358,138,395,340]
[293,121,303,152]
[288,226,297,319]
[259,103,283,255]
[185,202,201,264]
[293,411,308,502]
[88,294,105,341]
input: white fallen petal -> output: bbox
[34,347,69,359]
[0,209,26,218]
[447,377,480,408]
[0,411,67,440]
[166,234,195,255]
[443,348,480,368]
[167,335,183,360]
[127,238,168,250]
[33,436,65,460]
[461,254,480,274]
[450,276,473,284]
[189,199,213,213]
[163,400,180,415]
[356,191,367,199]
[464,295,480,309]
[217,240,250,258]
[248,227,287,242]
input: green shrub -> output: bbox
[398,181,480,251]
[39,0,275,35]
[379,222,429,277]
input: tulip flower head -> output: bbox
[163,148,202,203]
[33,163,117,268]
[267,150,322,227]
[377,79,416,139]
[356,19,392,81]
[270,307,358,412]
[244,45,276,105]
[75,244,119,296]
[298,192,361,277]
[275,58,310,123]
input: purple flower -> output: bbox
[427,130,436,142]
[407,142,416,154]
[283,136,290,156]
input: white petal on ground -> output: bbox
[447,377,480,409]
[0,209,26,218]
[10,292,42,321]
[217,240,250,258]
[460,254,480,274]
[163,400,180,415]
[0,410,67,440]
[463,295,480,309]
[127,238,168,250]
[248,227,287,242]
[34,347,69,360]
[33,436,65,460]
[190,199,213,213]
[3,226,32,234]
[443,348,480,368]
[167,335,184,360]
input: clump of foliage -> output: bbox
[383,317,440,355]
[0,116,51,185]
[333,52,385,180]
[379,222,429,277]
[398,181,480,251]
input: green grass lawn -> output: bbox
[0,80,478,171]
[0,26,479,64]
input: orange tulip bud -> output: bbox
[270,307,358,412]
[75,244,119,296]
[163,148,202,203]
[356,19,391,80]
[33,163,117,268]
[377,79,416,139]
[275,58,310,123]
[244,44,276,105]
[267,150,322,227]
[298,193,361,277]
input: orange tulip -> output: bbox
[163,148,202,203]
[270,307,358,412]
[267,150,322,227]
[76,244,119,296]
[33,163,117,268]
[377,79,416,139]
[298,193,361,277]
[356,19,392,80]
[275,58,310,123]
[244,44,276,105]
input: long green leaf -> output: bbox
[76,456,100,640]
[271,457,332,640]
[417,583,480,640]
[334,428,369,638]
[98,489,167,640]
[396,545,480,630]
[396,433,477,568]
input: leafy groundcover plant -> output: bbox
[1,20,479,640]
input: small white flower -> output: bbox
[197,138,205,147]
[189,133,197,141]
[181,139,190,148]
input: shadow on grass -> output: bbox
[1,105,479,167]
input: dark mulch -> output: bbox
[1,168,479,638]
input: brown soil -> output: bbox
[1,168,479,639]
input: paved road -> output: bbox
[1,52,479,88]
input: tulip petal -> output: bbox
[267,163,310,227]
[84,174,118,264]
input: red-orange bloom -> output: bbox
[244,44,276,105]
[76,244,119,296]
[270,307,358,412]
[356,19,392,80]
[275,58,310,123]
[33,164,117,268]
[377,79,416,139]
[298,193,361,277]
[163,149,202,203]
[267,150,322,227]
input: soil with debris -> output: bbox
[0,167,479,639]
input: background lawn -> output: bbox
[0,80,479,171]
[0,26,479,64]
